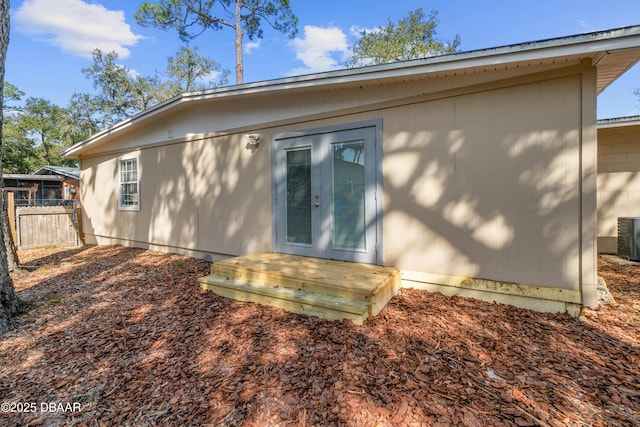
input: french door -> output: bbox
[272,121,381,264]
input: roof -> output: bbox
[33,165,80,180]
[63,25,640,159]
[3,174,64,182]
[597,115,640,128]
[3,166,80,182]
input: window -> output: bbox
[118,156,140,210]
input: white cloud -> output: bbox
[14,0,143,59]
[127,68,141,79]
[196,70,226,86]
[244,40,261,54]
[288,25,349,75]
[349,25,380,37]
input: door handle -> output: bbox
[315,202,320,208]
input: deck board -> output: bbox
[199,252,400,324]
[213,253,395,293]
[200,276,370,315]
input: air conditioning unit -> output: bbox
[618,217,640,261]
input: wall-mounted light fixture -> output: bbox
[245,133,262,153]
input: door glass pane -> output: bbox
[286,149,312,244]
[332,141,365,250]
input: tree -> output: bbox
[2,83,40,173]
[71,47,229,133]
[165,45,229,93]
[135,0,298,84]
[18,97,68,166]
[0,88,20,276]
[62,93,102,146]
[130,73,165,111]
[3,82,24,110]
[81,49,140,127]
[1,83,39,173]
[346,8,460,68]
[634,87,640,105]
[1,117,39,173]
[2,91,78,170]
[0,0,21,334]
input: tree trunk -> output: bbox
[3,193,19,272]
[0,0,21,334]
[234,0,244,84]
[0,224,18,333]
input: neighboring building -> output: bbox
[3,166,80,204]
[63,26,640,315]
[597,116,640,253]
[34,166,80,202]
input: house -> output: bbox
[3,165,80,205]
[63,26,640,316]
[597,116,640,253]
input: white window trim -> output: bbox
[118,154,141,211]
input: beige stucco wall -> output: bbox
[382,75,583,289]
[79,62,597,312]
[597,123,640,253]
[81,133,273,260]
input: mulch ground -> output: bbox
[0,245,638,427]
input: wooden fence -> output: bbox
[16,206,79,249]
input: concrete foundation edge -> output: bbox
[86,234,232,263]
[401,272,583,317]
[84,234,584,316]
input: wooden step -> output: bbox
[210,252,399,302]
[199,274,370,325]
[199,252,401,324]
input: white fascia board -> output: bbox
[3,174,64,181]
[598,116,640,129]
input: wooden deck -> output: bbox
[198,252,401,325]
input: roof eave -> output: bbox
[62,25,640,159]
[3,174,65,181]
[598,115,640,128]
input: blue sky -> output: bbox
[6,0,640,119]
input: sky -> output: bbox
[5,0,640,119]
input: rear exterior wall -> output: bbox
[79,64,597,312]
